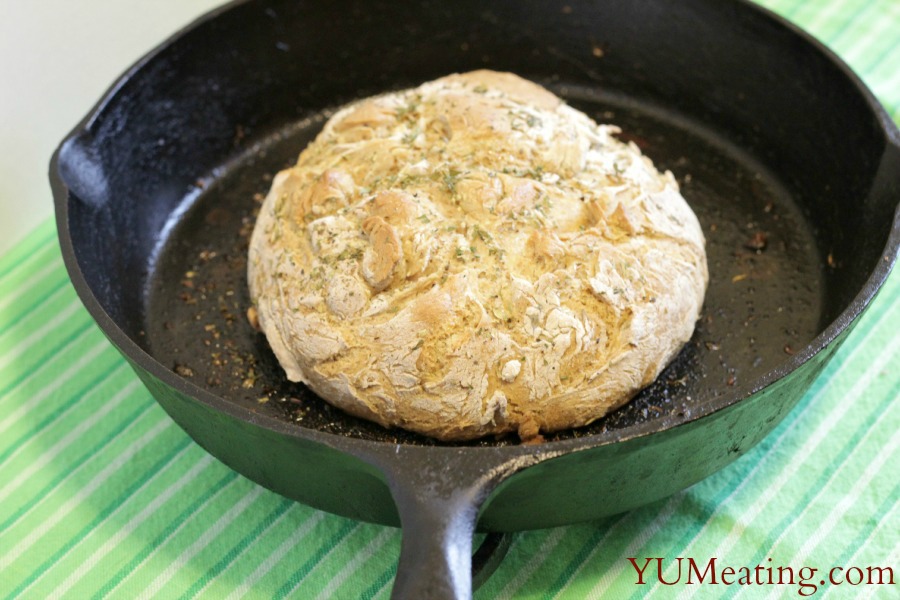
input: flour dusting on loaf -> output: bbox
[248,70,708,441]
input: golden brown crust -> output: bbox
[248,70,708,441]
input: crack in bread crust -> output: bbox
[248,70,708,441]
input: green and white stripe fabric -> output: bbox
[1,1,898,598]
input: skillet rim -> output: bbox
[50,0,900,457]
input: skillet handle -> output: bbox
[363,447,540,600]
[388,472,502,599]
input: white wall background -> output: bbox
[0,0,223,255]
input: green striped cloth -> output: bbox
[2,1,898,598]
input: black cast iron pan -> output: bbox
[51,0,899,597]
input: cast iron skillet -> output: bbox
[52,0,899,597]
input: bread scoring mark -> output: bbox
[361,215,403,291]
[294,168,356,221]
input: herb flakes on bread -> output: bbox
[248,70,708,441]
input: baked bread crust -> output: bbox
[248,70,708,441]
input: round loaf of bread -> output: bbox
[248,70,708,441]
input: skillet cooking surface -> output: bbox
[143,84,824,446]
